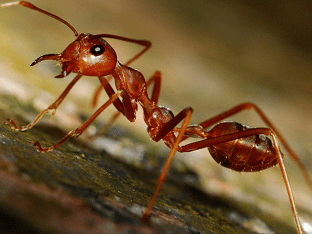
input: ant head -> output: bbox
[31,33,117,78]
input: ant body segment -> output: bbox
[1,2,311,233]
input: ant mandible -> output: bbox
[1,2,311,233]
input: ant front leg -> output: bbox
[6,74,83,131]
[33,91,122,152]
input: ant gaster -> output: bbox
[1,2,311,233]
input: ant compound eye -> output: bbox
[90,44,105,56]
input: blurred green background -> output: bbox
[0,0,311,231]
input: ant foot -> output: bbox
[32,141,53,153]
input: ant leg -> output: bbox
[88,111,122,140]
[97,76,124,114]
[6,74,82,131]
[146,71,161,104]
[90,72,162,139]
[91,83,103,108]
[90,37,151,107]
[271,134,303,234]
[141,107,193,221]
[178,129,303,234]
[33,91,122,152]
[96,76,135,122]
[91,76,114,108]
[87,77,124,140]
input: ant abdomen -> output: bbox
[207,121,279,172]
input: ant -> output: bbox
[1,1,311,233]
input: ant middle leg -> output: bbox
[33,91,123,152]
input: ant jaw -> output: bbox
[31,54,74,78]
[55,62,74,78]
[31,54,60,66]
[55,71,68,79]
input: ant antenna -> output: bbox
[0,1,78,37]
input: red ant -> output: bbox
[1,1,311,233]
